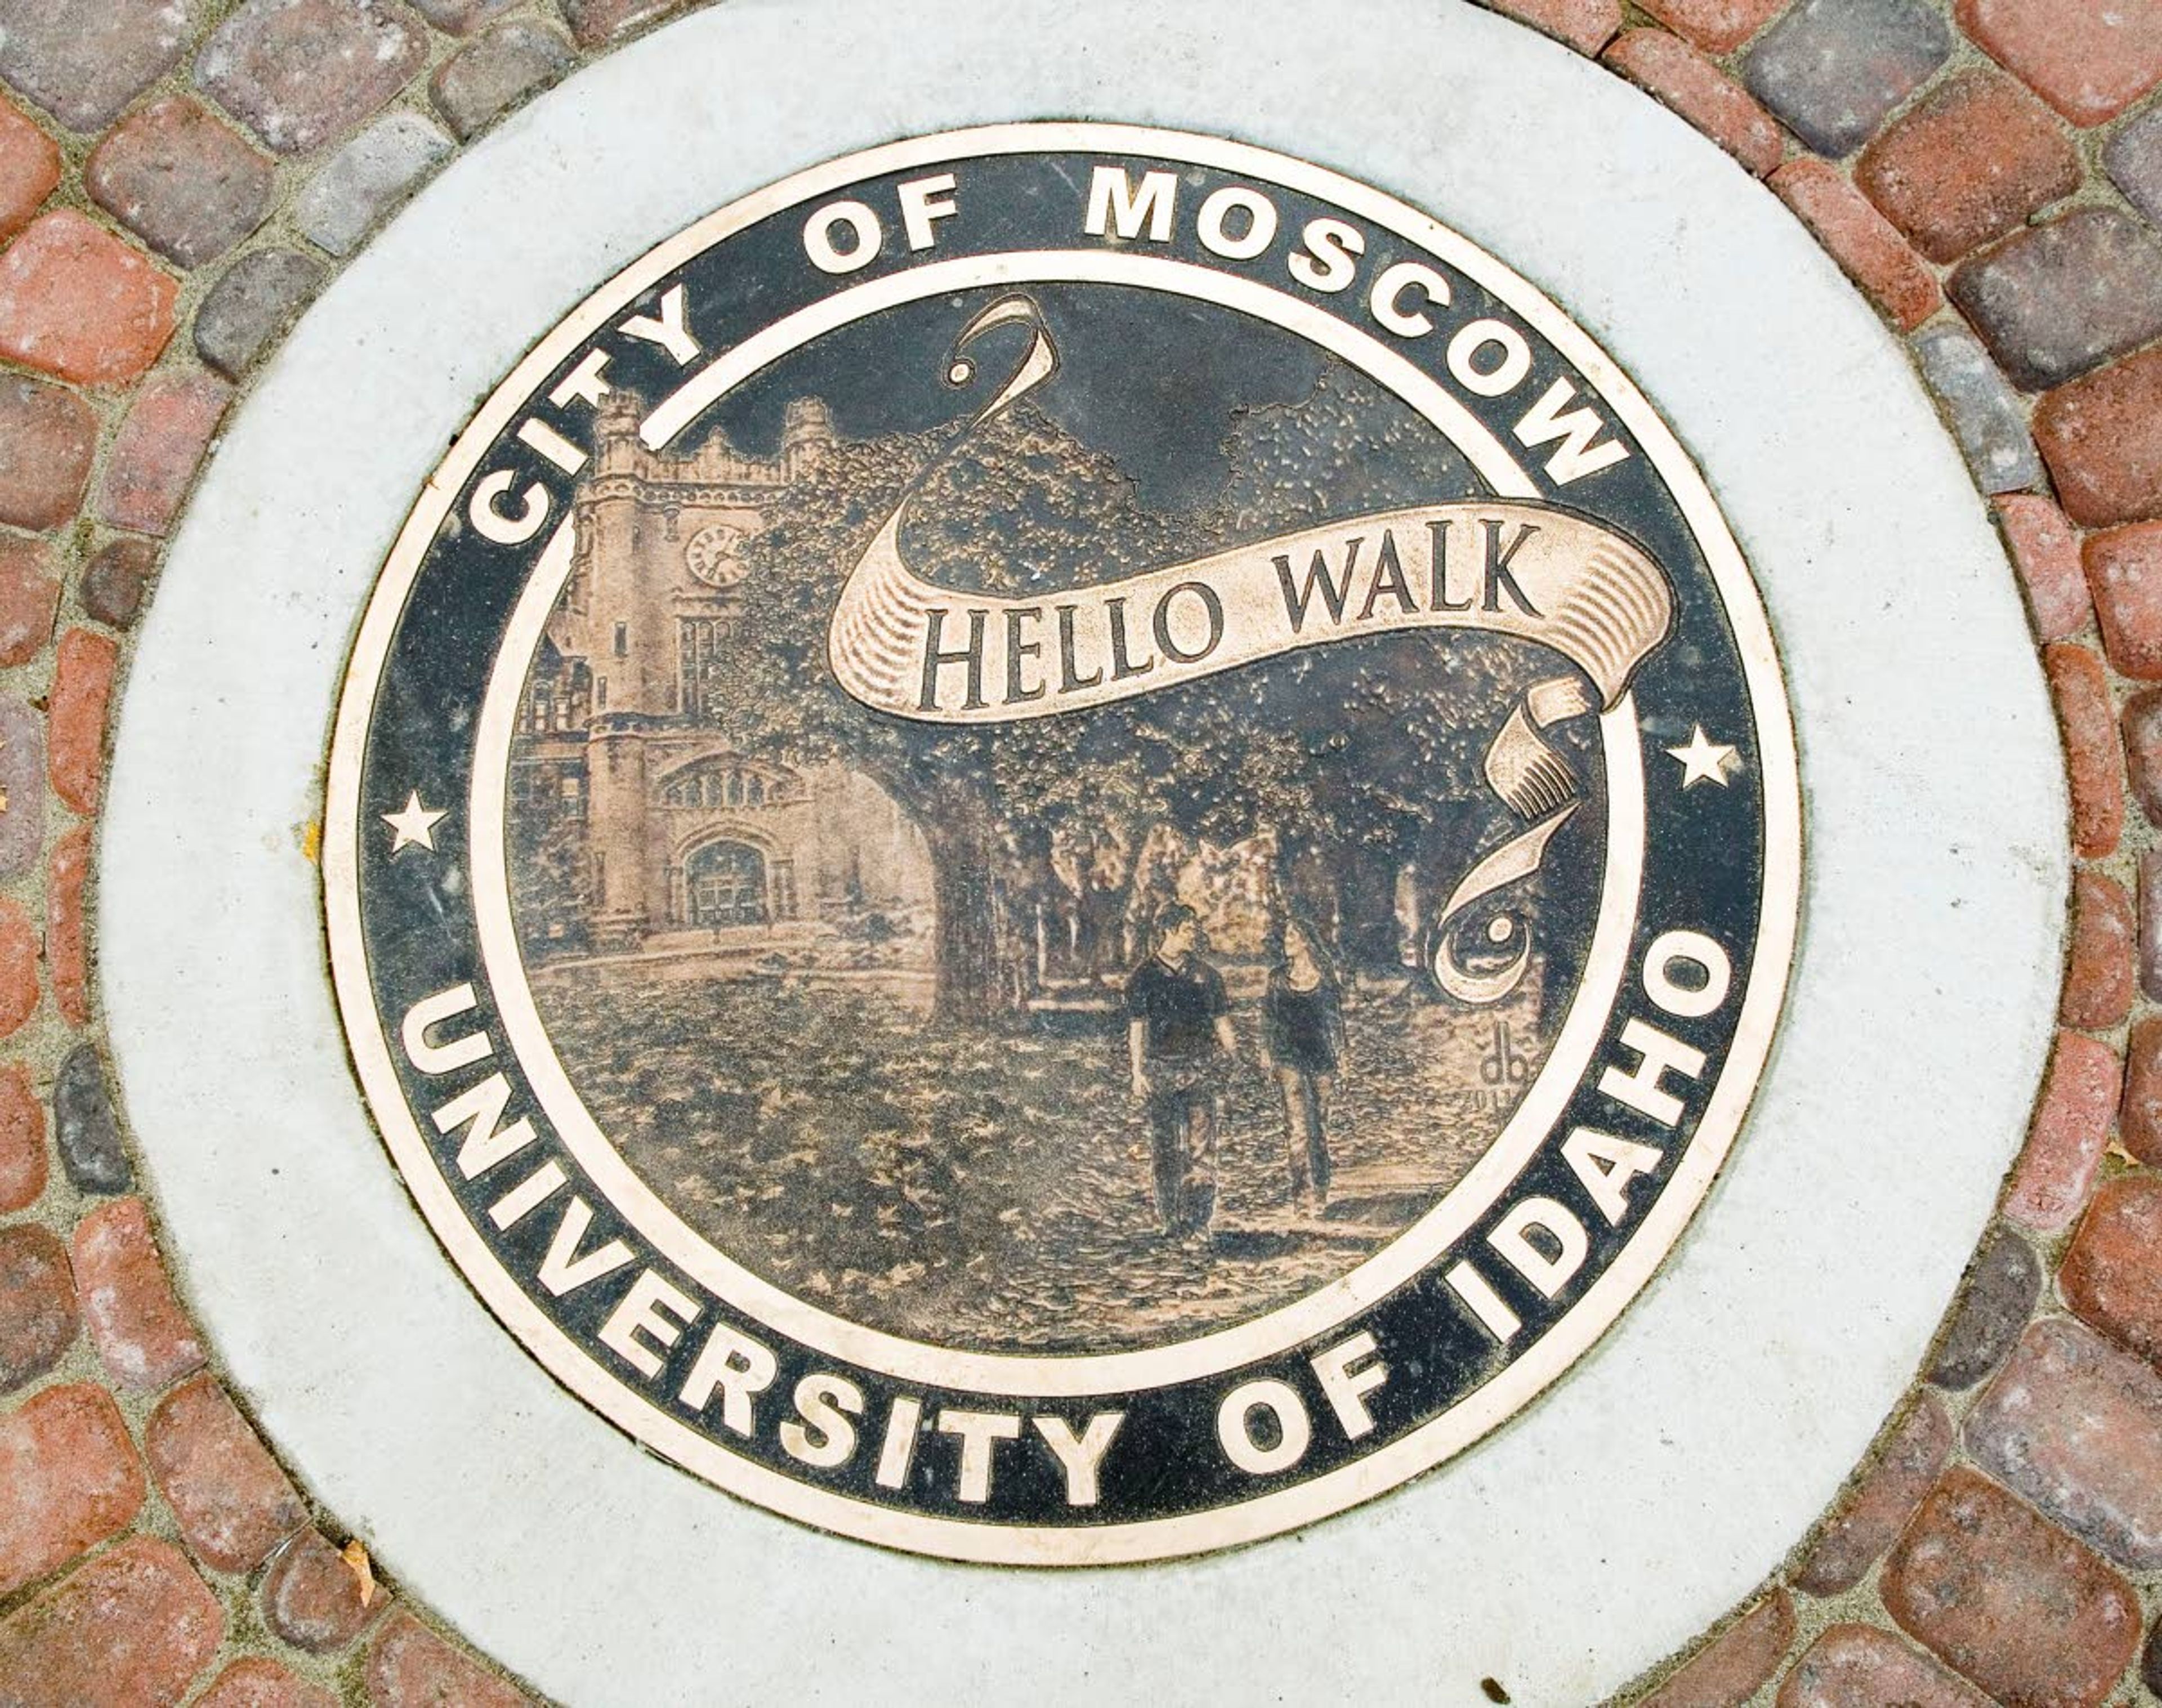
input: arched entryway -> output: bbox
[685,838,769,927]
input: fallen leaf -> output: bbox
[342,1539,376,1607]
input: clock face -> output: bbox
[685,521,749,586]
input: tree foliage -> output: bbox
[702,359,1596,1013]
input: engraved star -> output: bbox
[382,792,449,853]
[1667,725,1741,790]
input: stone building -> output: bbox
[512,390,933,951]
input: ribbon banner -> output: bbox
[825,297,1677,1001]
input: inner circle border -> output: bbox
[321,120,1803,1564]
[464,251,1651,1398]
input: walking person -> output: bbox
[1262,916,1347,1216]
[1125,904,1238,1236]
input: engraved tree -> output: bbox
[709,408,1186,1021]
[712,365,1565,1023]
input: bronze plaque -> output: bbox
[324,125,1800,1563]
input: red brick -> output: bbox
[0,897,37,1040]
[1603,29,1787,176]
[1996,496,2089,643]
[0,1063,43,1211]
[0,100,58,242]
[1884,1465,2139,1707]
[2084,522,2162,681]
[96,368,233,537]
[86,97,275,269]
[1956,0,2162,126]
[560,0,687,48]
[2044,643,2123,859]
[1770,158,1939,331]
[198,1658,342,1708]
[0,209,177,386]
[263,1526,388,1653]
[0,534,57,666]
[198,0,431,157]
[1777,1624,1992,1707]
[0,1223,73,1393]
[0,1537,222,1707]
[72,1196,205,1392]
[2007,1031,2118,1234]
[0,374,96,532]
[2062,1172,2162,1370]
[2126,1019,2162,1165]
[1967,1316,2162,1567]
[1638,0,1783,51]
[1855,70,2081,265]
[1796,1392,1953,1594]
[48,625,117,815]
[2035,347,2162,529]
[367,1609,531,1707]
[1641,1589,1794,1706]
[147,1375,306,1575]
[0,1383,145,1595]
[1484,0,1620,52]
[46,823,87,1028]
[2057,870,2134,1031]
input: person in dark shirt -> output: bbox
[1125,903,1238,1235]
[1261,916,1347,1215]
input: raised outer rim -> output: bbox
[321,122,1800,1566]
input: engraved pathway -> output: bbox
[535,967,1549,1353]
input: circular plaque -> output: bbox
[324,124,1799,1565]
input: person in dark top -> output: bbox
[1261,916,1347,1215]
[1125,903,1238,1235]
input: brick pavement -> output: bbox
[0,0,2155,1699]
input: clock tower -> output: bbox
[508,392,931,956]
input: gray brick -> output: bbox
[1912,324,2040,494]
[196,0,428,156]
[1950,208,2162,392]
[81,538,157,632]
[2141,851,2162,1004]
[430,21,575,141]
[0,699,42,882]
[294,110,455,256]
[54,1044,131,1195]
[2105,103,2162,231]
[195,248,325,379]
[1928,1223,2041,1389]
[1741,0,1952,158]
[0,0,197,133]
[412,0,523,30]
[0,1224,76,1394]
